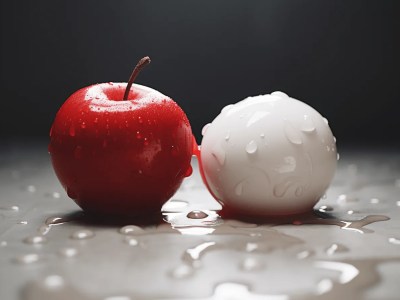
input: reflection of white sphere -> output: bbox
[200,92,337,216]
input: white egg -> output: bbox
[200,92,337,216]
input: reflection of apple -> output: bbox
[199,91,337,216]
[49,57,193,216]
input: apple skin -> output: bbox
[49,82,193,216]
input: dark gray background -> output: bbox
[1,0,399,147]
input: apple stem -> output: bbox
[123,56,151,100]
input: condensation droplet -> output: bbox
[138,116,143,124]
[58,247,78,258]
[201,123,211,136]
[388,237,400,245]
[23,236,47,245]
[245,140,258,154]
[27,185,36,193]
[80,122,86,129]
[284,122,303,145]
[136,131,142,139]
[301,115,316,133]
[260,133,265,138]
[69,125,75,137]
[94,117,99,124]
[14,254,41,264]
[187,210,208,219]
[119,225,144,235]
[70,229,95,240]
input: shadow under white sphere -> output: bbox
[200,92,337,216]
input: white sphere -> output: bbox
[200,92,337,216]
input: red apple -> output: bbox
[49,57,193,216]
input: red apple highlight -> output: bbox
[49,57,193,216]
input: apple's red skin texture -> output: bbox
[49,83,193,216]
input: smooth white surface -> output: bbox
[200,92,337,215]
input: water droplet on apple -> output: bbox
[235,181,244,196]
[301,115,316,133]
[225,132,230,141]
[69,126,75,137]
[102,140,108,148]
[70,229,95,240]
[23,235,47,245]
[136,131,142,139]
[80,122,86,129]
[245,140,258,154]
[284,122,302,145]
[125,121,129,128]
[138,116,143,124]
[187,210,208,219]
[143,138,149,146]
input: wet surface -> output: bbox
[1,141,400,299]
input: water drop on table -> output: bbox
[27,185,36,193]
[124,237,139,246]
[18,221,28,225]
[70,229,95,240]
[388,237,400,245]
[1,241,7,247]
[52,192,60,199]
[14,254,41,264]
[245,140,258,154]
[239,257,264,272]
[119,225,143,235]
[318,205,333,212]
[23,236,47,245]
[169,265,194,279]
[370,198,380,204]
[187,210,208,219]
[325,243,349,255]
[296,250,314,259]
[0,205,19,212]
[58,247,78,258]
